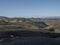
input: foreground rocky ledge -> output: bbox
[0,30,60,38]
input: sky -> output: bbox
[0,0,60,18]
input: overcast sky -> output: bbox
[0,0,60,18]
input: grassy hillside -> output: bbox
[42,18,60,33]
[0,16,59,32]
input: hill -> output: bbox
[0,16,59,33]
